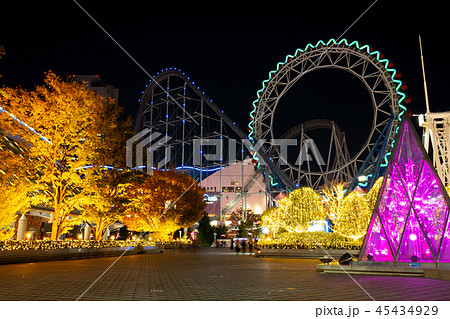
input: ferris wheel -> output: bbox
[248,39,408,190]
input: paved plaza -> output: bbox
[0,248,449,301]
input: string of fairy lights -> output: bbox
[260,232,363,250]
[0,240,158,251]
[260,180,384,248]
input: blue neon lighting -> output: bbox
[247,39,408,189]
[0,105,52,144]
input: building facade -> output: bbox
[200,159,268,228]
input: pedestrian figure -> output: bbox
[241,240,246,254]
[235,241,240,254]
[249,241,253,254]
[230,240,234,250]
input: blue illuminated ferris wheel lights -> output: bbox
[247,38,408,189]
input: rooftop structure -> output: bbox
[73,75,119,101]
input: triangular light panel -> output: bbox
[360,116,450,263]
[360,215,394,261]
[377,164,411,254]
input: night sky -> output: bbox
[1,1,448,157]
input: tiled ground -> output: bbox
[0,247,449,301]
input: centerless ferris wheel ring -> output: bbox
[248,39,408,189]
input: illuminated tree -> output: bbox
[333,191,371,240]
[230,207,260,238]
[0,71,128,240]
[0,63,32,238]
[124,170,205,241]
[366,177,383,211]
[261,187,325,234]
[0,182,30,240]
[0,136,36,240]
[323,182,375,240]
[322,182,345,223]
[80,169,130,240]
[261,207,281,235]
[445,185,450,198]
[278,187,325,232]
[79,113,131,240]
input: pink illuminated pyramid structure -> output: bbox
[360,115,450,263]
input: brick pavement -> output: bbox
[0,247,449,301]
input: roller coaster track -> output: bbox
[135,68,295,189]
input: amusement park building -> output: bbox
[200,159,268,227]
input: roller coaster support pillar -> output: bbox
[188,84,296,190]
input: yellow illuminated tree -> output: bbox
[78,113,131,240]
[445,185,450,199]
[0,137,34,240]
[323,181,375,240]
[0,177,31,240]
[366,177,383,211]
[0,71,128,240]
[322,182,345,223]
[261,187,325,233]
[79,169,131,240]
[124,170,205,241]
[261,207,281,237]
[333,191,371,240]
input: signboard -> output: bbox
[203,193,218,204]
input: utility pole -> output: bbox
[419,35,430,114]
